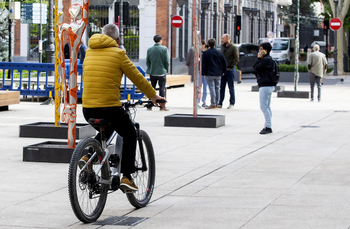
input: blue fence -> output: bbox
[0,62,146,100]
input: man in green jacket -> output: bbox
[219,34,239,109]
[146,35,170,111]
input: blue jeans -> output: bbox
[219,68,235,106]
[259,86,275,128]
[206,76,221,106]
[150,75,166,97]
[200,75,208,104]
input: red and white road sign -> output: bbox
[171,15,183,28]
[330,18,342,31]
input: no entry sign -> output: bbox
[171,15,183,28]
[330,18,342,31]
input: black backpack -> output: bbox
[270,59,280,84]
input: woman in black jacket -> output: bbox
[253,42,276,134]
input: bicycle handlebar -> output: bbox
[121,99,166,109]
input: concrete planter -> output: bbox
[279,72,310,83]
[19,122,96,139]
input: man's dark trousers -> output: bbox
[219,69,235,106]
[150,75,166,97]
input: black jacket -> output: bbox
[221,43,239,69]
[202,48,227,76]
[253,54,276,87]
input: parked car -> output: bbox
[311,41,328,55]
[258,37,296,64]
[215,43,259,73]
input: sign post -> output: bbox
[170,15,183,74]
[330,17,342,76]
[330,17,342,31]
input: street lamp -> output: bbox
[46,0,55,75]
[265,11,273,37]
[224,3,232,34]
[251,8,259,43]
[333,0,338,76]
[200,0,210,40]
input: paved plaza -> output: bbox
[1,74,350,229]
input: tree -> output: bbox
[314,0,350,74]
[280,0,318,27]
[0,3,9,61]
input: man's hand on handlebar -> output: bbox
[151,95,167,108]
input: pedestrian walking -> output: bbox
[307,44,327,102]
[146,34,170,111]
[253,42,276,134]
[304,43,309,61]
[202,38,227,109]
[219,34,239,109]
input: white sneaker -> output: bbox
[227,104,234,109]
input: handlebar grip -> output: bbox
[156,99,166,103]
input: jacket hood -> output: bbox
[88,34,119,49]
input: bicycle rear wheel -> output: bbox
[68,138,109,223]
[126,130,156,208]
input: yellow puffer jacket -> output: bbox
[82,34,156,108]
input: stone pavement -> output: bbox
[1,74,350,229]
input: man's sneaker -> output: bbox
[78,149,97,171]
[205,105,217,109]
[227,104,234,109]
[217,105,222,108]
[318,98,321,102]
[310,98,314,102]
[160,107,169,111]
[119,177,138,192]
[260,127,272,134]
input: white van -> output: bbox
[258,37,296,64]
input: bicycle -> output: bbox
[68,100,160,223]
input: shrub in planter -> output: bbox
[300,52,307,57]
[279,64,308,72]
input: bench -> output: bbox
[166,74,191,87]
[0,91,20,111]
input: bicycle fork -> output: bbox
[135,122,148,172]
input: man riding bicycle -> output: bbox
[80,24,166,192]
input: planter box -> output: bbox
[277,90,309,99]
[23,141,114,163]
[299,56,306,61]
[19,122,96,139]
[164,114,225,128]
[279,72,309,83]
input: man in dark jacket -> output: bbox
[219,34,239,109]
[202,38,227,109]
[253,42,276,134]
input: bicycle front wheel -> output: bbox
[68,138,109,223]
[126,130,156,208]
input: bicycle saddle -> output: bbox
[88,118,111,128]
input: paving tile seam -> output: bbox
[0,186,67,213]
[237,141,350,228]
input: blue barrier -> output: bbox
[0,62,146,100]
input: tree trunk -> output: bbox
[329,0,350,75]
[338,27,344,75]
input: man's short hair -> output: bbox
[153,35,162,43]
[313,44,320,51]
[208,38,216,48]
[102,24,119,41]
[259,42,272,54]
[223,33,230,40]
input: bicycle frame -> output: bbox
[79,121,148,187]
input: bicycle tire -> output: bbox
[68,137,109,223]
[126,130,156,208]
